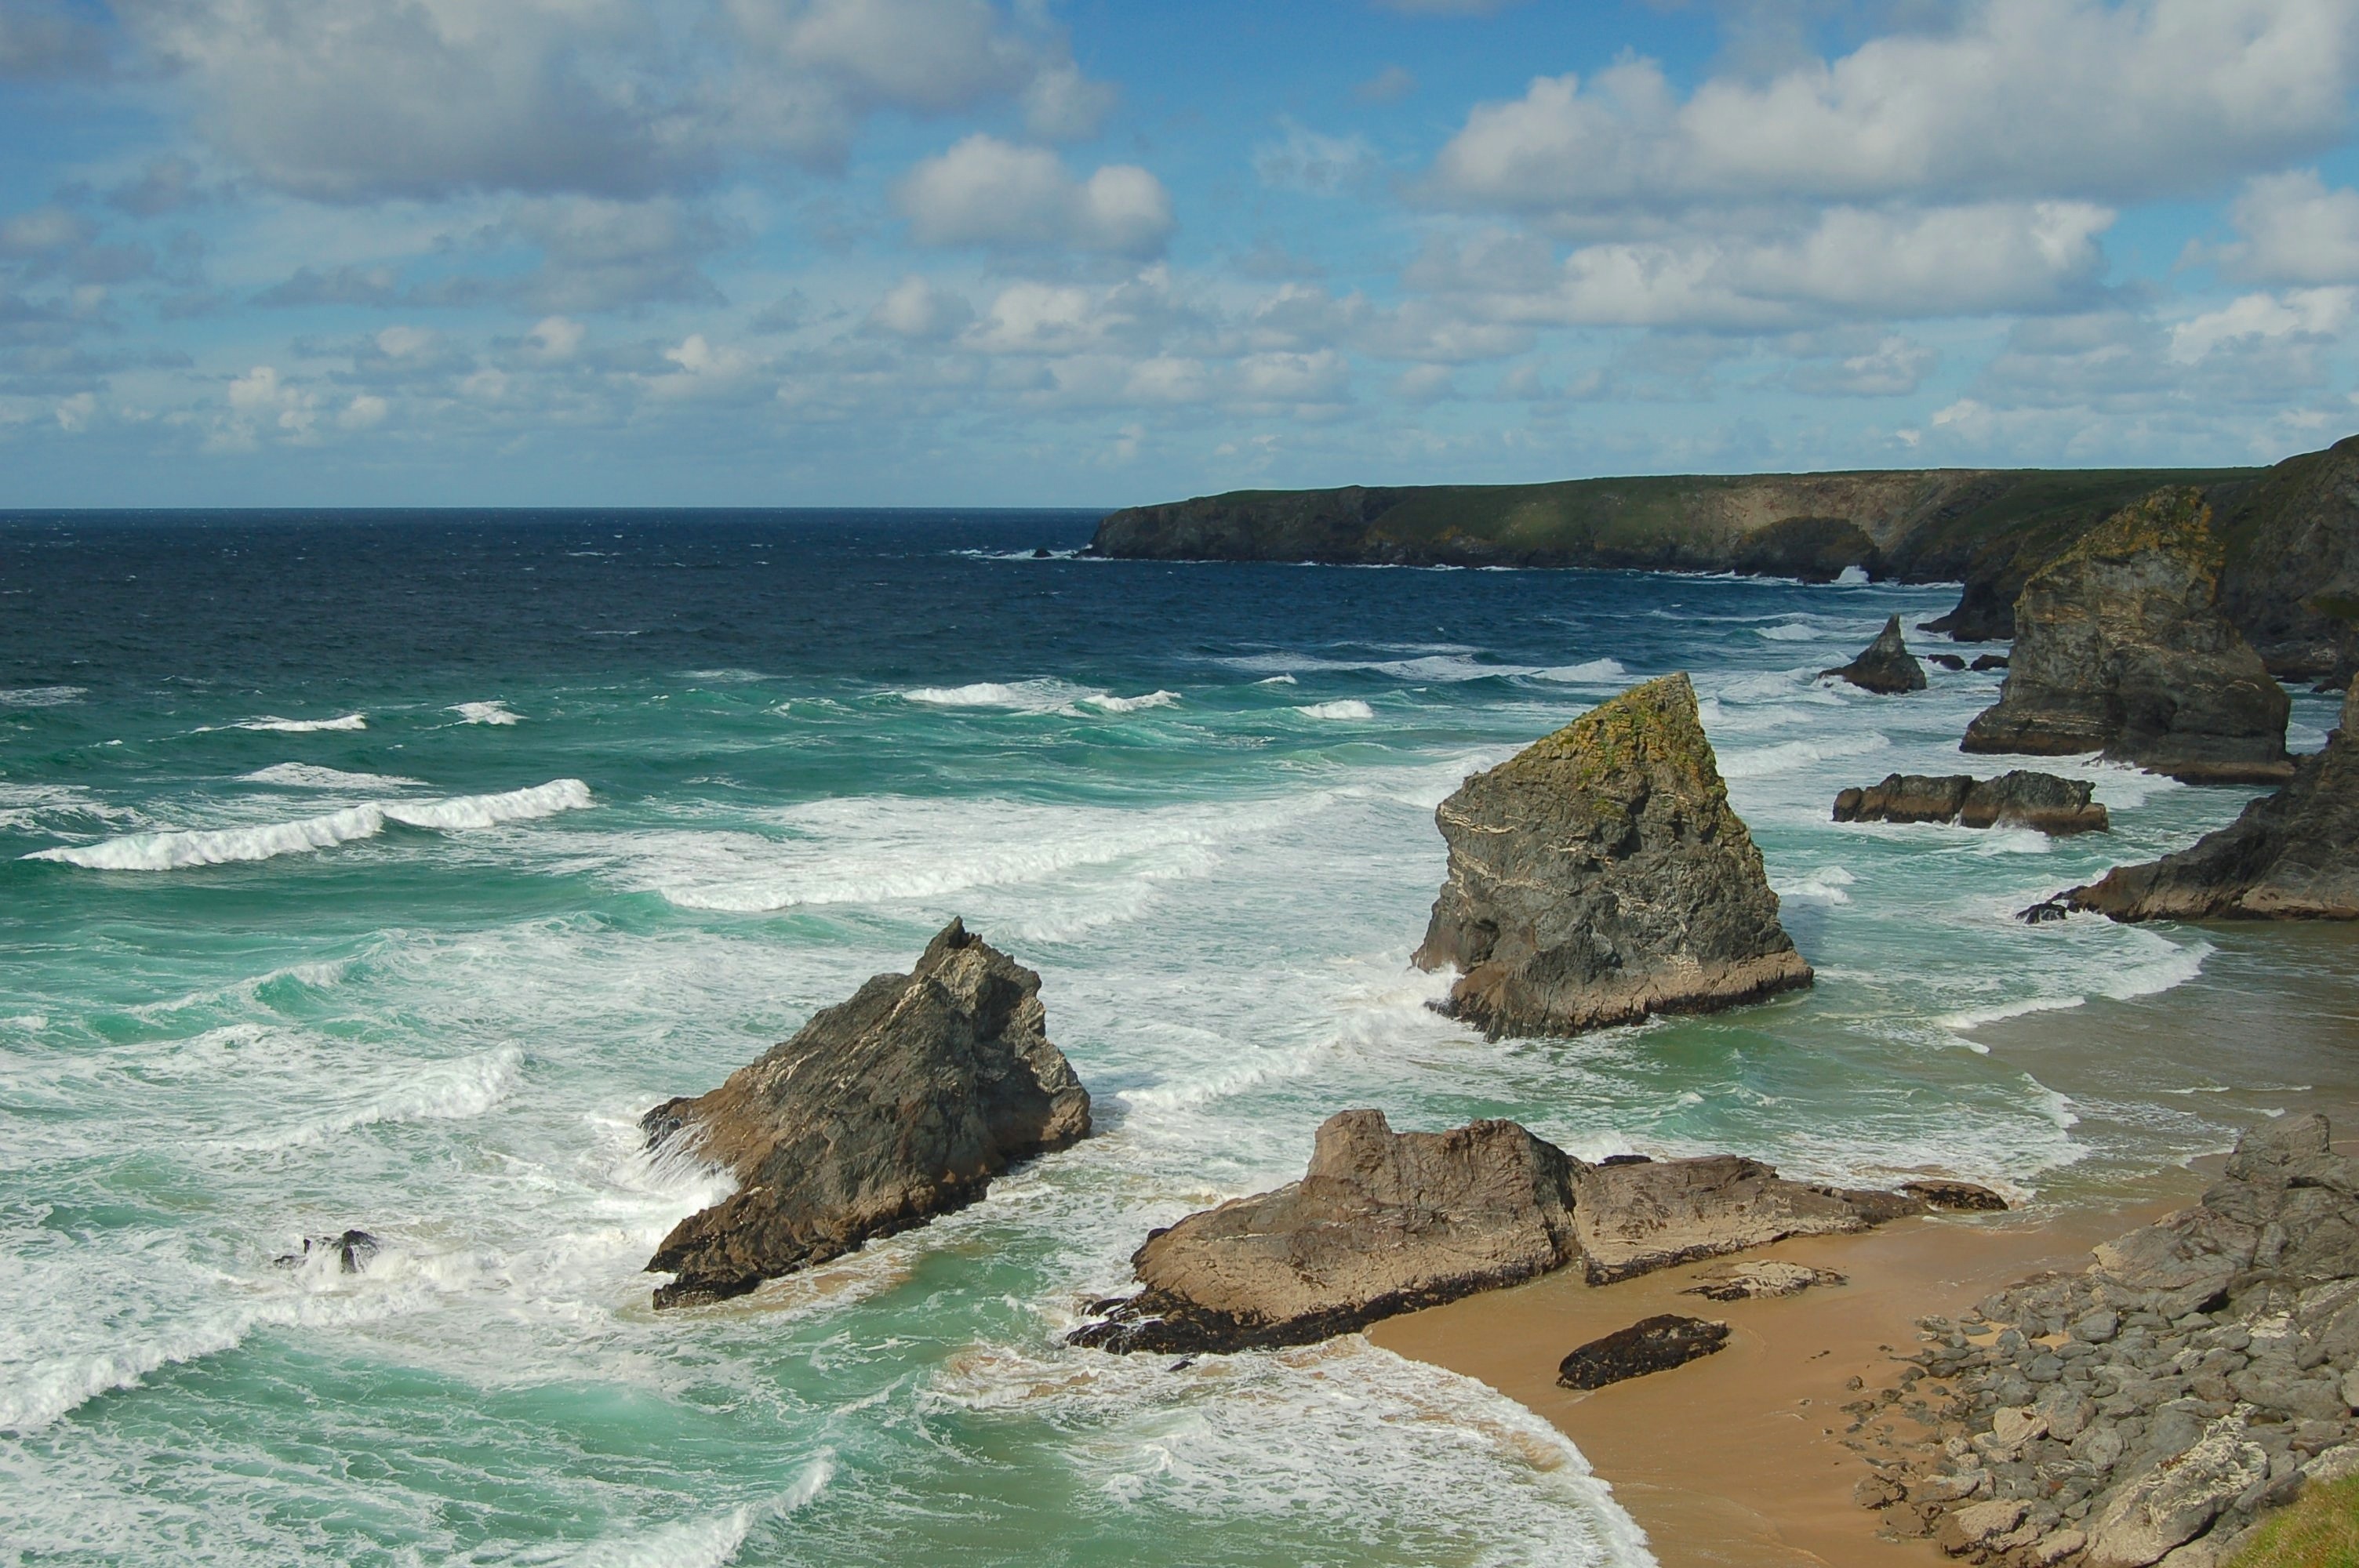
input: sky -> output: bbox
[5,0,2359,508]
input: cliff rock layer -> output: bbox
[1414,673,1811,1037]
[2217,432,2359,681]
[2065,676,2359,920]
[1824,615,1928,694]
[642,920,1091,1308]
[1961,489,2293,784]
[1068,1112,1942,1354]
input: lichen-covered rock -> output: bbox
[1962,488,2293,783]
[2065,675,2359,920]
[2083,1417,2270,1568]
[1415,673,1811,1038]
[642,920,1090,1308]
[1557,1315,1728,1389]
[1824,615,1928,693]
[1571,1152,1923,1283]
[1067,1110,1582,1353]
[1834,771,2107,834]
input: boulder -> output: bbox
[1900,1180,2010,1212]
[1823,615,1929,693]
[1067,1110,1581,1354]
[1683,1260,1846,1301]
[2064,675,2359,920]
[1961,488,2294,783]
[1833,771,2107,835]
[1414,673,1811,1038]
[1929,653,1968,671]
[1558,1315,1729,1389]
[1571,1152,1924,1283]
[2084,1416,2270,1568]
[1972,653,2012,671]
[642,919,1090,1308]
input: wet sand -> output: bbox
[1369,1181,2205,1567]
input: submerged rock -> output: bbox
[2063,675,2359,920]
[1928,653,1968,671]
[1684,1260,1846,1301]
[1823,615,1928,694]
[1414,673,1811,1038]
[1898,1179,2009,1213]
[1067,1110,1582,1354]
[1558,1314,1728,1389]
[642,919,1090,1308]
[274,1229,380,1273]
[1833,771,2108,835]
[1961,488,2292,783]
[1070,1113,1948,1354]
[1971,653,2011,672]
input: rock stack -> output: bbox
[1853,1117,2359,1566]
[1834,771,2109,835]
[1826,615,1930,693]
[1414,673,1812,1038]
[2059,676,2358,922]
[642,920,1092,1308]
[1961,488,2292,783]
[1070,1110,1985,1354]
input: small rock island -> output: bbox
[642,920,1091,1308]
[1414,673,1812,1038]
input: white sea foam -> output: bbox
[1081,690,1180,713]
[1255,673,1297,685]
[0,685,85,706]
[231,713,369,733]
[1224,651,1619,685]
[25,779,592,869]
[450,700,523,725]
[1296,699,1375,720]
[1943,935,2212,1033]
[1532,657,1627,683]
[571,1461,836,1568]
[1778,866,1858,904]
[252,1045,525,1149]
[1717,732,1890,779]
[900,679,1094,713]
[1835,564,1871,585]
[242,763,426,790]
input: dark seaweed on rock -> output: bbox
[1558,1315,1729,1390]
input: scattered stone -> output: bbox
[2034,1528,2088,1566]
[1825,615,1930,694]
[1683,1259,1847,1301]
[1939,1497,2029,1554]
[1929,653,1968,671]
[1901,1180,2012,1212]
[1972,653,2012,672]
[1962,488,2294,784]
[642,919,1091,1308]
[2061,674,2359,921]
[1414,673,1811,1038]
[273,1229,380,1273]
[1833,771,2108,834]
[1558,1314,1729,1390]
[1067,1110,1583,1353]
[1030,546,1054,558]
[2020,897,2073,924]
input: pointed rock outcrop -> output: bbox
[1068,1112,1942,1354]
[642,920,1091,1308]
[1961,488,2292,783]
[2064,675,2359,920]
[1414,673,1810,1038]
[1823,615,1928,693]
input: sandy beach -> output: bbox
[1371,1180,2208,1568]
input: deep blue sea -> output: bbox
[2,510,2353,1566]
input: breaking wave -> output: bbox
[1295,699,1375,720]
[24,780,593,870]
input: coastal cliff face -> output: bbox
[1414,673,1811,1038]
[1961,490,2292,784]
[2065,676,2359,920]
[642,920,1091,1308]
[2217,433,2359,681]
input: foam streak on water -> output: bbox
[1,511,2350,1567]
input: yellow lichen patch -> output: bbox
[2048,486,2224,578]
[1514,673,1731,807]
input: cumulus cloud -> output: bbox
[2169,286,2354,363]
[1786,334,1939,396]
[117,0,1117,200]
[1423,2,2358,218]
[897,135,1173,256]
[863,275,973,339]
[2217,170,2359,285]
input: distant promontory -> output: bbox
[1087,434,2359,681]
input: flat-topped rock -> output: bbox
[1962,488,2292,783]
[1067,1110,1582,1353]
[1834,771,2108,835]
[2064,675,2359,920]
[1824,615,1928,693]
[1415,673,1811,1038]
[1072,1114,1952,1352]
[1684,1260,1846,1301]
[642,919,1090,1308]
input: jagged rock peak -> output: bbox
[1824,615,1928,694]
[2064,673,2359,921]
[1414,673,1811,1038]
[642,918,1090,1308]
[1961,488,2293,784]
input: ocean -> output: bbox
[2,509,2352,1566]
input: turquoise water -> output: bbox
[2,511,2350,1565]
